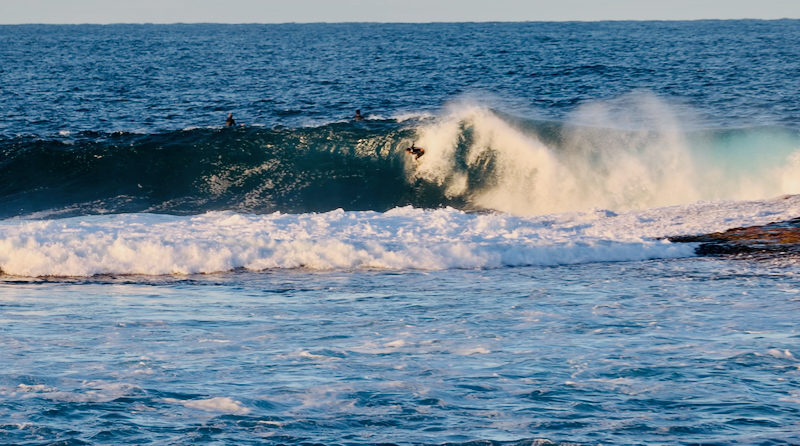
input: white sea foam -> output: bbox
[16,384,57,393]
[392,111,437,122]
[40,382,141,403]
[768,349,796,360]
[455,347,492,355]
[1,195,799,277]
[410,97,800,216]
[297,351,340,361]
[164,397,250,414]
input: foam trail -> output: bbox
[2,195,799,277]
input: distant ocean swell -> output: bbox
[1,104,799,220]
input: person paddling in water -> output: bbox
[225,113,236,126]
[353,109,364,121]
[405,142,425,160]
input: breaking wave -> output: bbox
[2,97,799,220]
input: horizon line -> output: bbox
[2,18,799,26]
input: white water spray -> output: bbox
[410,94,800,216]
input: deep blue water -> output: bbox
[3,21,800,135]
[2,22,800,446]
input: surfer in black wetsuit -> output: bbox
[225,113,236,126]
[354,110,364,121]
[405,143,425,160]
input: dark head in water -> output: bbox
[354,110,364,121]
[225,113,236,126]
[406,143,425,160]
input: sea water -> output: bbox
[1,22,800,445]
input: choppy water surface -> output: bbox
[3,21,800,135]
[3,21,800,445]
[2,260,800,445]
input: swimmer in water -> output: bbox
[354,109,364,121]
[225,113,236,126]
[405,143,425,160]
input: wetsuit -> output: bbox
[406,146,424,159]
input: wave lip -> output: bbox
[5,195,800,277]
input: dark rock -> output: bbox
[668,217,800,258]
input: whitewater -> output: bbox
[3,21,800,446]
[4,98,800,277]
[1,196,799,277]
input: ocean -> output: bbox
[1,21,800,445]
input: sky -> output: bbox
[1,0,799,24]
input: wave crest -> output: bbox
[2,98,799,220]
[412,96,800,215]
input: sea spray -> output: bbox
[410,97,800,215]
[2,101,800,220]
[5,23,800,446]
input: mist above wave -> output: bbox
[413,94,800,216]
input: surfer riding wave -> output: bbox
[405,142,425,159]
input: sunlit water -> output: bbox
[3,21,800,445]
[2,260,800,445]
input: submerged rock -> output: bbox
[669,217,800,258]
